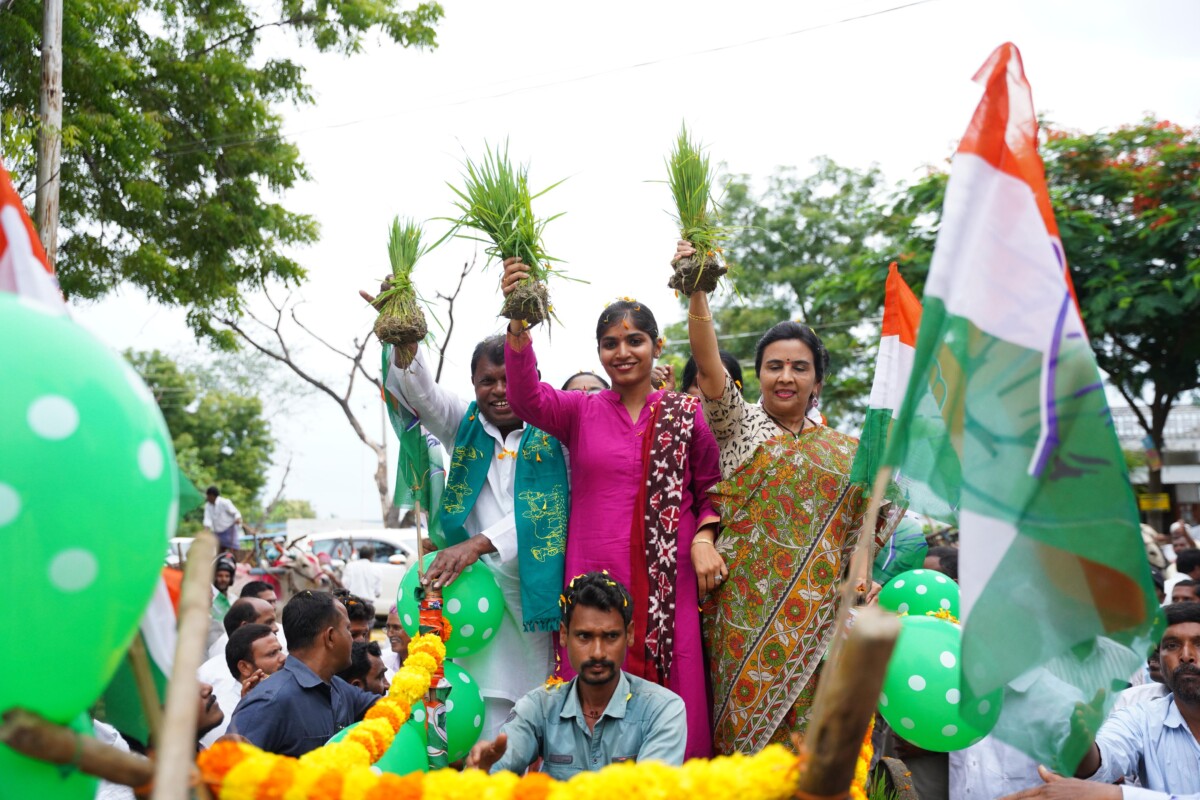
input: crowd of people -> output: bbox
[167,244,1200,800]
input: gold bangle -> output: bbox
[688,312,712,322]
[691,538,715,548]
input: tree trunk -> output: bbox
[1147,403,1170,533]
[34,0,63,265]
[374,445,398,528]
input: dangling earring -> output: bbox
[809,395,820,410]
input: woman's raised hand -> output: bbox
[672,239,696,266]
[501,256,529,297]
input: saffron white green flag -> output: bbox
[849,261,922,490]
[883,43,1158,773]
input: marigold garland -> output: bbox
[848,718,875,800]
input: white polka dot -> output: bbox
[138,440,164,480]
[900,718,915,730]
[915,585,928,595]
[49,549,98,592]
[940,651,957,669]
[894,580,906,589]
[482,628,494,640]
[913,570,925,575]
[940,598,951,610]
[935,575,947,584]
[461,624,475,637]
[459,672,472,684]
[0,483,20,527]
[464,565,474,574]
[166,499,179,539]
[403,614,414,627]
[478,597,490,613]
[370,766,382,776]
[879,693,888,707]
[473,714,482,728]
[414,708,426,722]
[908,675,926,691]
[456,646,471,655]
[446,699,454,712]
[28,395,78,440]
[978,700,991,715]
[942,725,958,737]
[898,602,910,613]
[946,689,960,704]
[447,598,462,614]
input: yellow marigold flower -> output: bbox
[405,651,437,674]
[364,697,411,732]
[347,718,394,762]
[221,752,279,800]
[390,666,431,704]
[341,765,382,800]
[407,633,447,662]
[282,767,322,800]
[543,675,565,689]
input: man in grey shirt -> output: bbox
[466,572,686,777]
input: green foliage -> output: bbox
[1,0,442,340]
[666,123,730,258]
[266,498,317,523]
[126,349,275,533]
[448,141,565,280]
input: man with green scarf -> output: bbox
[385,335,568,740]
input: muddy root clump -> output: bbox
[668,253,727,295]
[501,280,551,327]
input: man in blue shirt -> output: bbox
[465,572,686,778]
[230,590,378,757]
[1001,602,1200,800]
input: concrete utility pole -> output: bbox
[33,0,64,266]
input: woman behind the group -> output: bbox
[676,241,903,755]
[560,371,609,394]
[500,258,722,759]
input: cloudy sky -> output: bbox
[72,0,1200,521]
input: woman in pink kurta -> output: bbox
[501,277,721,759]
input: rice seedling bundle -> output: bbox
[373,217,429,368]
[448,142,565,326]
[666,124,730,295]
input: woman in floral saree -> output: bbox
[676,241,904,755]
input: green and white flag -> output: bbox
[382,345,445,545]
[883,43,1158,772]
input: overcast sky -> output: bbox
[71,0,1200,521]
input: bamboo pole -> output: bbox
[127,635,164,746]
[33,0,63,264]
[794,606,900,799]
[0,709,155,789]
[152,530,218,800]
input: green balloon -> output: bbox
[409,662,484,762]
[396,554,506,656]
[878,568,960,620]
[878,615,1003,751]
[377,719,430,775]
[0,713,98,800]
[0,296,177,722]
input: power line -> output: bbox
[160,0,939,159]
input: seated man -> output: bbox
[230,590,378,757]
[466,572,685,778]
[336,640,391,696]
[1001,602,1200,800]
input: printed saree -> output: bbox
[704,425,902,754]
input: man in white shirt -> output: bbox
[198,622,286,748]
[204,486,243,552]
[385,337,555,739]
[341,544,382,603]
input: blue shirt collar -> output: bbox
[1162,693,1186,729]
[283,655,327,689]
[559,671,632,721]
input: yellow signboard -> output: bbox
[1138,493,1171,511]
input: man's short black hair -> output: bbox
[240,580,275,599]
[561,571,633,629]
[358,544,375,561]
[223,598,264,636]
[1164,601,1200,628]
[1176,579,1198,589]
[225,623,276,680]
[934,551,958,581]
[206,486,219,497]
[336,640,382,685]
[282,590,342,650]
[1176,549,1200,576]
[338,592,375,624]
[470,335,505,379]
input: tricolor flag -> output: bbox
[849,262,922,490]
[883,43,1158,772]
[382,345,445,545]
[0,160,65,312]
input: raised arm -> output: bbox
[384,345,468,448]
[678,240,725,401]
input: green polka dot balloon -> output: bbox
[878,615,1003,751]
[878,568,960,619]
[409,661,485,762]
[376,718,429,775]
[0,295,177,723]
[396,554,506,656]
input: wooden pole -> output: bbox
[33,0,63,265]
[0,708,155,789]
[127,635,164,747]
[151,530,217,800]
[794,607,900,799]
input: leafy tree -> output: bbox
[126,349,275,533]
[266,498,317,524]
[664,158,925,427]
[1,0,442,339]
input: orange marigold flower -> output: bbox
[365,772,423,800]
[512,771,554,800]
[364,698,409,732]
[307,770,345,800]
[196,741,252,783]
[543,675,566,689]
[255,758,297,800]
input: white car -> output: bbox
[304,528,418,619]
